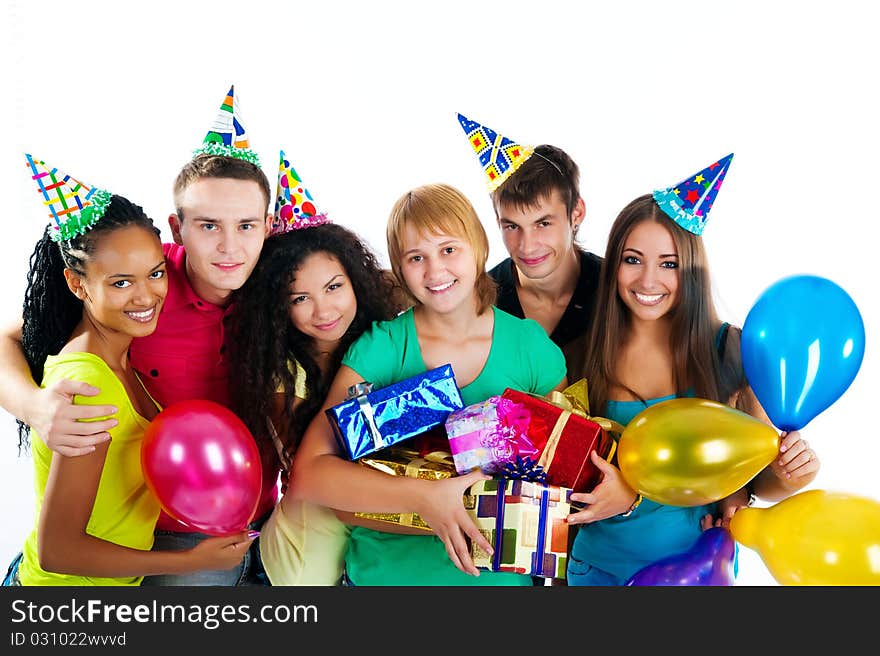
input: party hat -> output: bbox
[271,150,331,235]
[25,154,112,242]
[457,113,534,192]
[652,153,734,235]
[192,85,261,166]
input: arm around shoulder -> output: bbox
[0,318,41,425]
[0,319,118,456]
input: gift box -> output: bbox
[445,395,537,476]
[353,444,456,531]
[326,364,464,461]
[464,478,573,579]
[500,379,621,493]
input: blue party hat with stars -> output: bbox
[652,153,734,235]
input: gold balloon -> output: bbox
[730,490,880,585]
[618,398,779,506]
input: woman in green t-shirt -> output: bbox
[287,183,568,585]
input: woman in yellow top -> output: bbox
[5,158,253,586]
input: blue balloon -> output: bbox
[741,275,865,431]
[625,528,736,586]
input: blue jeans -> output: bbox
[2,552,22,586]
[141,514,270,587]
[566,559,624,586]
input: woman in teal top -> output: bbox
[567,183,821,586]
[287,183,567,585]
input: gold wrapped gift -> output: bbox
[354,447,456,531]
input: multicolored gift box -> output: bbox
[445,395,536,476]
[354,445,457,531]
[446,380,620,493]
[500,380,620,493]
[464,478,573,579]
[326,364,464,461]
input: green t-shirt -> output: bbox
[340,306,567,585]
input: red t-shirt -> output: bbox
[130,243,278,532]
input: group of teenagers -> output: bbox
[1,90,821,587]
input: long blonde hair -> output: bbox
[386,183,496,313]
[583,194,746,414]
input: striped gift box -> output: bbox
[464,478,573,579]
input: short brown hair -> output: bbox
[173,155,271,220]
[491,144,580,218]
[387,183,496,313]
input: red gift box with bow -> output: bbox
[500,379,621,493]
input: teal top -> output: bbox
[567,323,738,585]
[341,306,567,585]
[568,391,718,585]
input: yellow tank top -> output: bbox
[19,352,161,586]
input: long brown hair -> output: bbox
[582,194,747,414]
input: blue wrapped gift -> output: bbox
[326,364,464,460]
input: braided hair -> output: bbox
[227,223,401,466]
[18,195,160,449]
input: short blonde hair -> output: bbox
[387,183,496,313]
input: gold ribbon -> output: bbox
[532,379,624,470]
[362,448,454,528]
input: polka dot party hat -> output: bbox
[653,153,734,235]
[192,85,261,166]
[457,113,534,192]
[271,150,331,236]
[25,153,112,242]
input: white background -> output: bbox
[1,1,877,586]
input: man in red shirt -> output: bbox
[1,91,278,585]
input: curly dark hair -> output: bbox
[18,195,161,450]
[227,223,401,466]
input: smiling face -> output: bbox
[496,189,583,281]
[616,219,680,323]
[398,223,477,316]
[287,251,358,353]
[169,177,270,306]
[67,225,168,339]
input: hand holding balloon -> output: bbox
[567,450,638,525]
[702,487,751,530]
[183,531,257,572]
[770,430,820,486]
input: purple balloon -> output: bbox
[625,528,736,586]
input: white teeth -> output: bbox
[634,292,664,304]
[126,309,155,320]
[428,281,455,292]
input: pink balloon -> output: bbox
[141,400,262,536]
